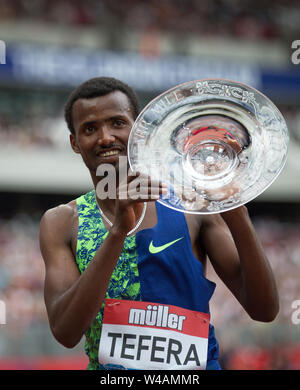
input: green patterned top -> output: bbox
[76,190,141,370]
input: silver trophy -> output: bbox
[128,79,289,214]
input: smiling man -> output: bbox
[39,77,279,370]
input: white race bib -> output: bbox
[99,299,209,370]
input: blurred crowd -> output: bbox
[0,99,299,150]
[0,214,46,334]
[1,0,300,41]
[0,90,69,150]
[0,111,68,150]
[211,216,300,327]
[209,215,300,369]
[0,211,300,369]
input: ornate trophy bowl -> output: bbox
[128,79,289,214]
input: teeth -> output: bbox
[99,150,119,157]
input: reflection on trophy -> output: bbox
[128,79,289,214]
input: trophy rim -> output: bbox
[128,78,289,214]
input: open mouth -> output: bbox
[97,148,124,158]
[99,150,120,157]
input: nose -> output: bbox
[97,125,115,146]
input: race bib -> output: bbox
[98,299,210,370]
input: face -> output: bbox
[70,91,135,176]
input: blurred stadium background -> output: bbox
[0,0,300,370]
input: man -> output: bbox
[39,77,279,370]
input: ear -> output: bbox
[70,133,81,154]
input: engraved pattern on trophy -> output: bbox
[128,79,289,214]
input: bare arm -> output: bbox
[200,206,279,322]
[40,204,128,348]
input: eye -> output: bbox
[113,118,127,128]
[85,125,96,134]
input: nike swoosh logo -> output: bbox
[149,237,184,254]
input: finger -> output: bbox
[127,187,167,200]
[118,184,167,199]
[120,171,166,190]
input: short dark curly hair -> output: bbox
[64,77,140,134]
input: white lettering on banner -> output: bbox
[128,304,186,330]
[8,44,260,90]
[99,299,209,370]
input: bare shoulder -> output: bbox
[200,213,226,229]
[40,200,77,226]
[195,213,233,247]
[40,200,78,244]
[199,206,251,241]
[186,212,225,232]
